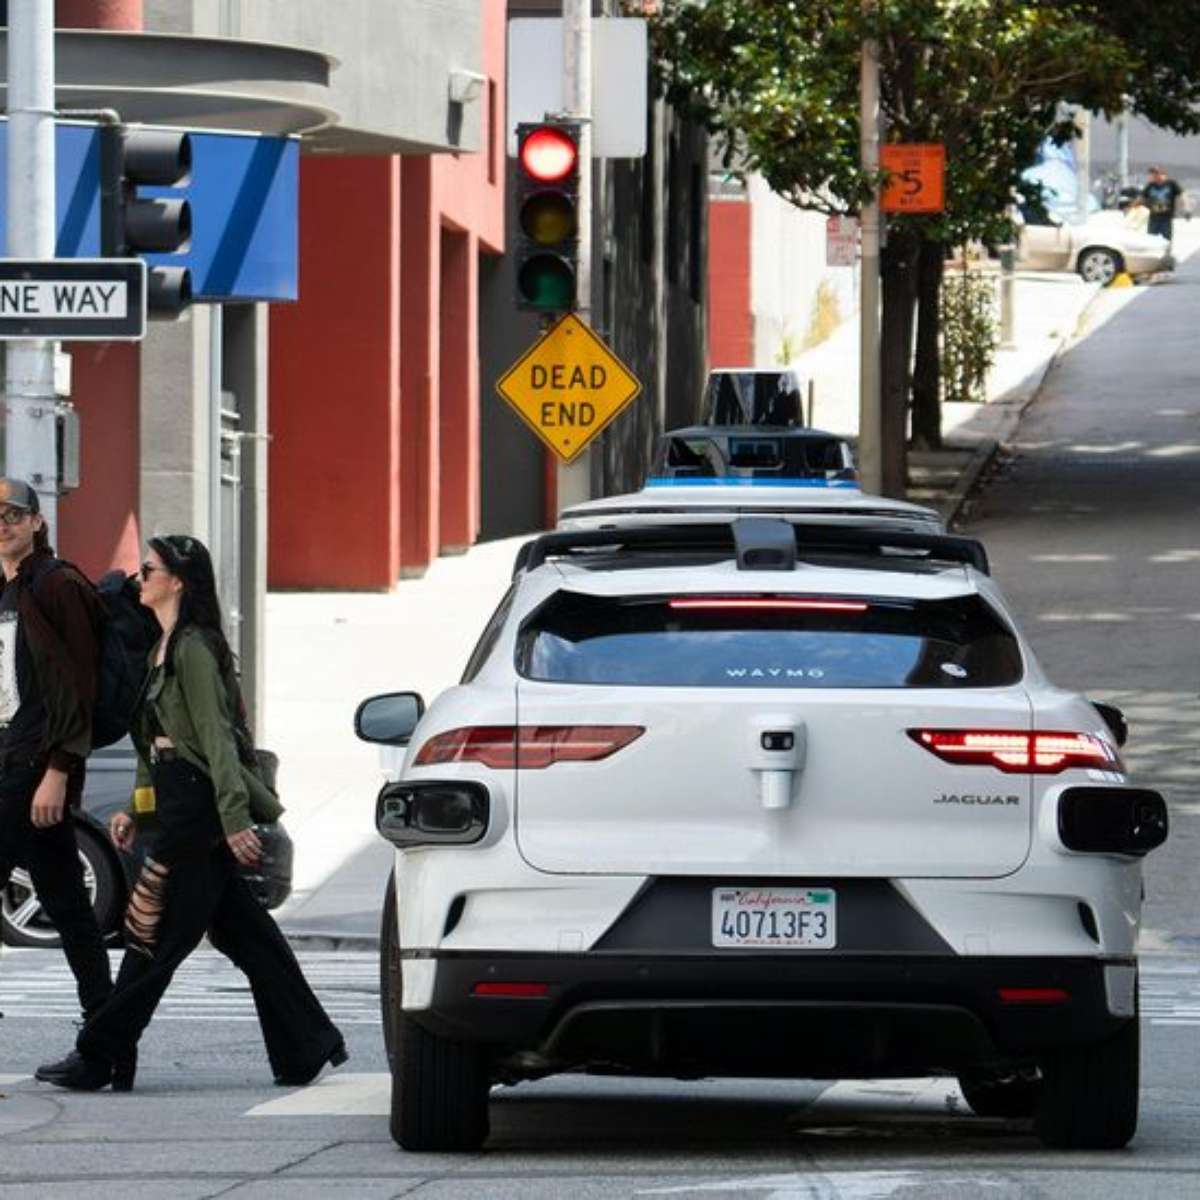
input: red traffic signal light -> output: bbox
[514,121,581,313]
[519,126,578,184]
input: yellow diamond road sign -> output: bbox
[496,313,642,463]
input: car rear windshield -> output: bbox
[654,434,852,479]
[518,592,1023,688]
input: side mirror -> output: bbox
[354,692,425,746]
[1092,701,1128,748]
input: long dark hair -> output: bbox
[149,535,235,679]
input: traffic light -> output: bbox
[514,120,581,312]
[99,126,193,318]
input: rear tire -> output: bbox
[2,827,123,947]
[1077,247,1122,285]
[1034,1017,1139,1149]
[958,1068,1038,1118]
[390,1011,490,1152]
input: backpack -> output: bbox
[30,560,162,750]
[92,568,162,748]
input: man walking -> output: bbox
[0,478,111,1019]
[1142,166,1182,244]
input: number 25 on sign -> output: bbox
[495,314,642,464]
[880,143,945,214]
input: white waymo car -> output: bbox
[357,518,1167,1153]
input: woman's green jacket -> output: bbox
[130,626,283,835]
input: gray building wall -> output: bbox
[186,0,483,154]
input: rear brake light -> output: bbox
[668,597,868,612]
[413,725,643,769]
[909,729,1119,774]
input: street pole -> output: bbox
[556,0,592,514]
[1075,107,1091,225]
[858,3,883,496]
[5,0,59,532]
[1117,107,1130,190]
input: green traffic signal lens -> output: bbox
[520,192,577,246]
[518,254,575,310]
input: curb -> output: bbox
[943,282,1104,529]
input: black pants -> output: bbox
[0,761,112,1016]
[1148,213,1173,240]
[78,759,341,1077]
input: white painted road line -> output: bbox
[247,1072,390,1117]
[0,948,382,1024]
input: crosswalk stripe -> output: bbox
[0,948,382,1024]
[247,1072,390,1117]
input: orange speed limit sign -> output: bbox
[880,143,945,213]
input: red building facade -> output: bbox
[268,7,506,589]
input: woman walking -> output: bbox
[36,535,346,1091]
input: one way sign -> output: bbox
[0,258,147,340]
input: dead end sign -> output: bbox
[496,313,642,463]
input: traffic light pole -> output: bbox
[5,0,60,530]
[556,0,593,513]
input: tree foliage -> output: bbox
[645,0,1167,242]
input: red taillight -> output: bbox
[472,982,549,998]
[519,127,577,182]
[413,725,643,769]
[668,597,869,613]
[998,987,1069,1006]
[909,729,1119,774]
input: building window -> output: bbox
[488,79,498,185]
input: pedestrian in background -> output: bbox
[1142,165,1182,243]
[36,534,345,1092]
[0,478,112,1023]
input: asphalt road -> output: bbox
[2,261,1200,1196]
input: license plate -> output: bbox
[711,887,837,949]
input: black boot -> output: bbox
[34,1049,118,1091]
[273,1036,348,1087]
[112,1049,137,1092]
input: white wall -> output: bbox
[747,175,856,367]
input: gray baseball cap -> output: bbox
[0,479,41,513]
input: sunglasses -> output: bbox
[139,561,170,582]
[0,507,31,527]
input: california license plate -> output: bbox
[711,887,837,949]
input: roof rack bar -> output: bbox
[516,521,990,576]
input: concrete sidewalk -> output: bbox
[275,240,1191,947]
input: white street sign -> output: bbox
[826,216,859,267]
[508,18,647,158]
[0,258,147,340]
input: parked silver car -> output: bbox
[1015,205,1171,284]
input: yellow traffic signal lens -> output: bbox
[520,127,578,183]
[517,255,574,310]
[520,192,577,246]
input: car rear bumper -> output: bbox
[410,951,1134,1078]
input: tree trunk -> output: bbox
[879,227,920,498]
[910,238,945,450]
